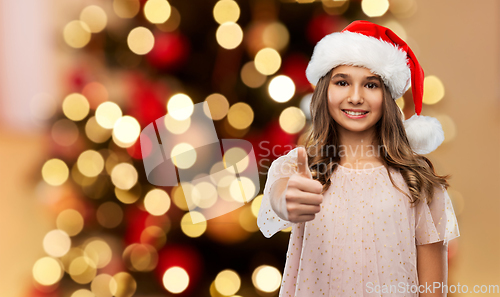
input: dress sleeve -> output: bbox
[257,147,299,238]
[414,184,460,245]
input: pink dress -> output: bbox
[257,148,460,297]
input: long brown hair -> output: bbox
[301,68,450,206]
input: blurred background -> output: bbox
[0,0,498,296]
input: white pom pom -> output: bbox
[403,114,445,154]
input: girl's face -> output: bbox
[327,65,384,136]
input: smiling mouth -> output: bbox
[342,110,369,116]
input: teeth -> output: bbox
[344,110,368,116]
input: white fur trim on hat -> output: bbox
[403,114,445,154]
[306,31,411,99]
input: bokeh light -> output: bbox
[111,163,138,190]
[216,22,243,50]
[115,185,141,204]
[422,75,445,105]
[171,143,197,169]
[113,116,141,147]
[389,0,417,18]
[214,269,241,296]
[113,0,140,19]
[57,209,85,236]
[240,61,267,88]
[251,194,263,217]
[252,265,282,293]
[111,272,137,297]
[254,48,281,75]
[33,257,63,286]
[203,93,229,120]
[97,202,124,228]
[268,75,295,103]
[156,6,181,32]
[191,182,217,208]
[262,22,289,51]
[436,114,457,143]
[77,150,105,177]
[167,93,194,120]
[180,211,207,237]
[144,189,171,216]
[361,0,390,17]
[71,289,95,297]
[127,27,155,55]
[227,102,254,130]
[96,102,123,129]
[63,93,90,121]
[213,0,240,24]
[84,239,113,269]
[279,106,306,134]
[123,243,159,272]
[43,230,71,257]
[164,113,191,134]
[86,116,112,143]
[63,21,91,48]
[52,119,79,146]
[163,266,189,293]
[229,176,256,203]
[223,147,249,172]
[80,5,107,33]
[144,0,171,24]
[42,159,69,186]
[91,274,116,297]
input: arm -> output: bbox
[417,241,448,297]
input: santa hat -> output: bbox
[305,20,444,155]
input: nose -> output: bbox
[348,84,364,104]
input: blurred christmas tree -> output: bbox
[30,0,419,296]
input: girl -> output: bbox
[257,20,460,297]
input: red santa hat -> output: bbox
[305,20,444,155]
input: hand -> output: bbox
[283,147,324,223]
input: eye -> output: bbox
[366,82,379,89]
[335,80,348,87]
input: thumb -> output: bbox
[297,147,312,179]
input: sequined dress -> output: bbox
[257,148,460,297]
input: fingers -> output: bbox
[296,147,312,179]
[287,175,323,194]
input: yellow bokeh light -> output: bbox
[144,189,171,216]
[70,257,96,284]
[322,0,350,15]
[91,274,116,297]
[223,147,249,172]
[167,93,194,120]
[214,269,241,296]
[203,93,229,120]
[180,211,207,237]
[42,158,69,186]
[172,183,197,211]
[252,265,282,293]
[141,226,167,249]
[123,243,159,272]
[229,176,256,203]
[191,182,217,208]
[96,102,123,129]
[262,22,289,51]
[115,185,141,204]
[389,0,417,18]
[213,0,240,24]
[77,150,105,177]
[436,114,456,143]
[43,230,71,257]
[227,102,254,130]
[71,289,95,297]
[269,75,295,103]
[127,26,155,55]
[279,106,306,134]
[113,0,140,19]
[85,239,113,269]
[113,116,141,146]
[423,75,445,105]
[156,6,181,32]
[63,20,91,49]
[171,143,197,169]
[254,48,281,76]
[86,116,112,143]
[57,209,84,236]
[250,194,263,217]
[144,0,172,24]
[239,205,259,232]
[240,61,266,88]
[63,93,90,121]
[111,163,138,190]
[361,0,390,17]
[164,113,191,134]
[163,266,189,293]
[216,22,243,50]
[33,257,63,286]
[80,5,107,33]
[97,202,124,228]
[111,272,137,297]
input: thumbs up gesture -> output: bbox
[283,147,324,223]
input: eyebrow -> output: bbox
[331,73,380,81]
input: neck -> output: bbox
[337,128,382,165]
